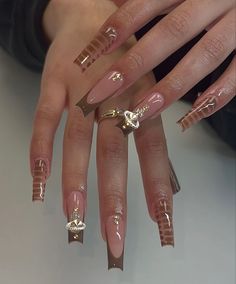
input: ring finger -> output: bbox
[96,95,130,270]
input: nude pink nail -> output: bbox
[87,71,124,104]
[106,215,125,270]
[66,191,85,243]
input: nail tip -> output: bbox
[106,241,124,271]
[68,231,84,244]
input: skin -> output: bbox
[78,0,235,127]
[30,0,175,256]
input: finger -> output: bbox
[116,9,236,134]
[30,73,66,202]
[63,94,94,243]
[178,55,236,130]
[75,0,183,72]
[96,97,129,270]
[76,0,233,116]
[134,116,174,246]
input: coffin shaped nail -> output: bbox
[169,160,181,194]
[74,27,117,72]
[177,96,217,131]
[32,159,49,202]
[76,71,124,116]
[106,215,125,270]
[116,93,164,135]
[66,191,85,244]
[154,197,174,247]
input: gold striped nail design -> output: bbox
[74,27,117,72]
[32,159,48,202]
[177,96,217,131]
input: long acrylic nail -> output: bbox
[154,197,174,247]
[66,191,85,243]
[169,160,181,195]
[76,71,124,116]
[74,27,117,72]
[177,96,217,131]
[105,215,125,270]
[32,159,49,202]
[116,92,165,135]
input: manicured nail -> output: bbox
[154,197,174,247]
[74,27,117,72]
[66,191,86,243]
[76,71,124,116]
[116,92,165,135]
[169,160,181,195]
[177,96,217,131]
[105,215,125,270]
[32,159,49,202]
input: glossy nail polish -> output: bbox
[32,159,49,202]
[154,197,174,247]
[66,191,85,243]
[169,160,181,195]
[177,96,217,131]
[105,215,125,270]
[116,92,165,135]
[74,27,117,72]
[76,71,124,116]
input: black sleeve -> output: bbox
[0,0,49,72]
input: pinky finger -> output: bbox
[178,55,236,131]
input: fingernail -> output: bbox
[66,191,86,243]
[105,215,125,270]
[116,92,165,135]
[169,160,181,194]
[74,27,117,72]
[177,96,217,131]
[154,197,174,247]
[76,71,124,116]
[32,159,49,202]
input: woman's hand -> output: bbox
[30,0,179,270]
[75,0,235,134]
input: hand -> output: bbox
[30,0,179,270]
[75,0,235,134]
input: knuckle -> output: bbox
[126,51,144,70]
[165,74,185,93]
[101,136,126,161]
[162,10,191,39]
[63,171,86,188]
[114,7,135,28]
[31,138,49,155]
[149,178,171,197]
[103,190,125,215]
[200,36,226,64]
[144,138,167,156]
[66,111,92,143]
[35,105,58,124]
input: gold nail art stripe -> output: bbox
[154,199,174,247]
[74,27,117,72]
[32,160,47,201]
[178,96,217,131]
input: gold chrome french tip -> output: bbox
[107,240,124,271]
[177,96,217,131]
[66,208,86,244]
[68,219,84,244]
[169,160,181,194]
[76,93,100,117]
